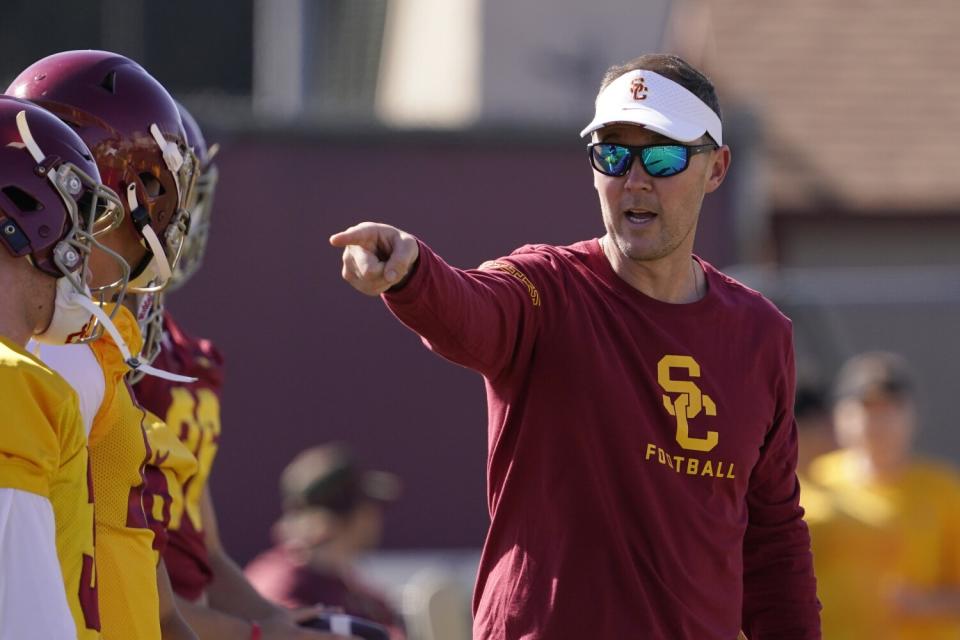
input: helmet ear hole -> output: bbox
[100,71,117,94]
[2,185,43,213]
[138,173,165,197]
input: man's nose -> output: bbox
[623,157,653,191]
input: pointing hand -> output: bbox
[330,222,419,296]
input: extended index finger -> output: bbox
[329,223,379,250]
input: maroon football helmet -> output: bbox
[7,50,193,292]
[0,95,123,290]
[131,101,220,382]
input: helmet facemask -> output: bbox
[168,145,218,291]
[126,291,165,385]
[125,128,198,294]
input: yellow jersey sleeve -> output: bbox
[0,339,79,498]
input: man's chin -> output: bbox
[612,236,668,263]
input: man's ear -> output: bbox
[705,145,731,194]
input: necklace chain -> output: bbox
[692,259,701,300]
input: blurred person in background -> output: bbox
[796,381,858,638]
[794,383,836,478]
[135,102,343,640]
[807,351,960,639]
[330,53,820,639]
[246,444,406,640]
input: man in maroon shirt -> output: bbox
[245,445,405,639]
[330,54,820,639]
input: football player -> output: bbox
[0,96,124,638]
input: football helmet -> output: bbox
[7,50,195,294]
[0,95,125,342]
[130,101,219,382]
[169,100,219,290]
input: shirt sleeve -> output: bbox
[741,327,822,639]
[382,240,552,380]
[0,488,78,639]
[0,374,68,498]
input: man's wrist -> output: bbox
[385,253,421,293]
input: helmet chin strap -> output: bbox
[68,291,196,383]
[126,183,172,286]
[140,225,172,283]
[150,123,184,202]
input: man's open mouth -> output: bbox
[625,209,657,224]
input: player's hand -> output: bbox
[288,604,343,623]
[886,584,960,618]
[329,222,419,296]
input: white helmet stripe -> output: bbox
[150,123,184,172]
[15,110,46,163]
[150,122,184,203]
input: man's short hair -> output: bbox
[599,54,722,122]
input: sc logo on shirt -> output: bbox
[657,355,718,452]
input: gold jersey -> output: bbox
[134,310,223,600]
[142,409,199,563]
[87,307,161,640]
[0,337,100,638]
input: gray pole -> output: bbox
[253,0,306,120]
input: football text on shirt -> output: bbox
[647,355,736,480]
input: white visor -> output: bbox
[580,70,722,145]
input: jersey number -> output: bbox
[165,388,221,528]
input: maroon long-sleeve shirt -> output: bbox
[384,239,820,640]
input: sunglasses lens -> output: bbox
[640,145,688,177]
[592,144,633,176]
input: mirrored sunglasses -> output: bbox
[588,142,717,178]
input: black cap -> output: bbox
[795,383,828,421]
[280,444,401,516]
[833,351,914,403]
